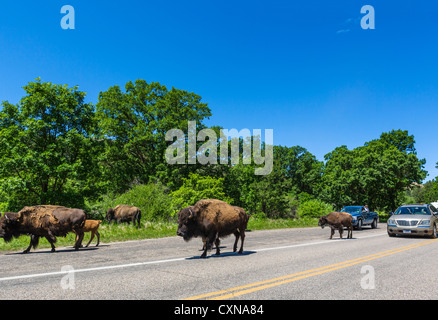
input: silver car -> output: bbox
[387,204,438,238]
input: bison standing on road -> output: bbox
[0,205,85,253]
[106,205,141,228]
[318,211,353,239]
[177,199,249,258]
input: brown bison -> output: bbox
[177,199,249,258]
[75,219,101,247]
[318,211,353,239]
[106,205,141,228]
[0,205,85,253]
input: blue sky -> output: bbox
[1,1,438,180]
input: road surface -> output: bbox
[1,224,438,300]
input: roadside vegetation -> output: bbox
[0,79,435,251]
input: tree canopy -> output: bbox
[0,79,97,210]
[0,79,431,216]
[320,130,427,211]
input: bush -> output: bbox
[297,199,333,219]
[171,173,231,212]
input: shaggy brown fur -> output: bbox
[75,220,101,247]
[318,211,353,239]
[0,205,85,253]
[177,199,249,258]
[106,205,141,228]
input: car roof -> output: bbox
[399,204,429,208]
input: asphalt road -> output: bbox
[1,223,438,300]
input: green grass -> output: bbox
[0,217,319,252]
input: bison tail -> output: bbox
[31,236,40,249]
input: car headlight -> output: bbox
[419,220,431,226]
[388,218,396,225]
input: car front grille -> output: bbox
[396,220,419,227]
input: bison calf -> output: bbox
[75,220,101,247]
[318,211,353,239]
[177,199,249,258]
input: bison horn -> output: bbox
[188,208,194,219]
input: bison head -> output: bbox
[0,212,21,243]
[176,206,198,241]
[105,208,115,222]
[318,216,328,229]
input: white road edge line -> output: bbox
[255,232,386,252]
[0,257,187,282]
[0,232,387,282]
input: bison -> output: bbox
[75,219,101,247]
[177,199,249,258]
[106,205,141,228]
[318,211,353,239]
[0,205,85,253]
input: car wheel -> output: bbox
[371,218,377,229]
[431,223,437,239]
[388,232,396,237]
[357,219,362,230]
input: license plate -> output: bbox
[403,230,411,234]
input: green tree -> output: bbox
[273,145,323,196]
[224,145,323,218]
[0,79,98,210]
[319,145,354,208]
[96,79,212,192]
[321,130,427,211]
[412,180,438,204]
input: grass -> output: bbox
[0,217,319,252]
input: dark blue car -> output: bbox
[340,206,379,230]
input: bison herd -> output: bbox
[0,199,356,258]
[0,204,141,254]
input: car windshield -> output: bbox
[341,206,361,214]
[394,206,430,215]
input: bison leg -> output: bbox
[85,231,95,248]
[23,235,37,254]
[74,232,84,250]
[200,244,208,258]
[44,236,57,252]
[339,227,343,239]
[238,230,245,254]
[200,233,216,258]
[200,237,211,258]
[135,211,141,229]
[329,227,335,239]
[214,238,221,256]
[233,231,240,252]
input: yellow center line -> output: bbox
[184,239,438,300]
